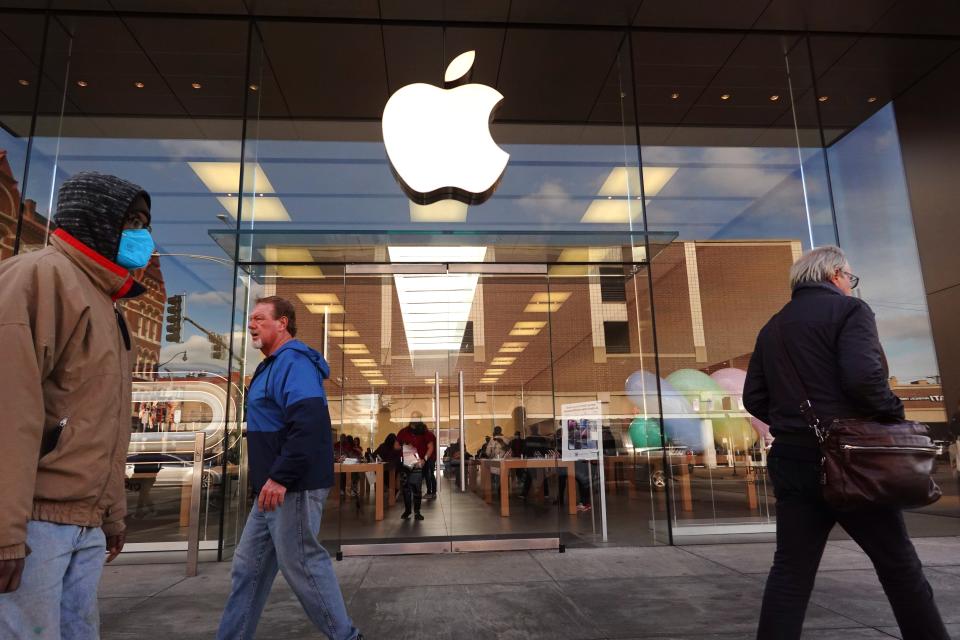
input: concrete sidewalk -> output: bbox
[99,538,960,639]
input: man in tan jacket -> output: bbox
[0,172,153,639]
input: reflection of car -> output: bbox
[631,446,690,490]
[125,454,221,490]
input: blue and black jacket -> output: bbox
[246,339,334,494]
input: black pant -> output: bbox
[424,459,437,495]
[400,467,423,514]
[757,455,948,640]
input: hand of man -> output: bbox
[258,478,287,512]
[106,532,126,563]
[0,558,25,593]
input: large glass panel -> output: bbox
[632,31,831,539]
[0,13,44,261]
[21,14,249,549]
[547,262,669,545]
[827,100,954,535]
[239,19,651,548]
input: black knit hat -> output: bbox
[53,171,151,261]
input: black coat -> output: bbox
[743,282,904,447]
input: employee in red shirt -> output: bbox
[394,412,436,521]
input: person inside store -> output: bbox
[217,296,361,640]
[395,413,436,520]
[0,172,152,637]
[374,433,401,501]
[477,435,492,458]
[443,437,472,489]
[486,425,510,459]
[743,245,947,640]
[510,430,532,500]
[406,412,437,500]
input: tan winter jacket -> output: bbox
[0,228,142,560]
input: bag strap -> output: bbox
[769,313,825,443]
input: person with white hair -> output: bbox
[744,245,948,639]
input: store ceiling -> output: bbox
[2,0,960,35]
[0,3,958,145]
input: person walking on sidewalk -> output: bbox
[744,245,948,640]
[0,172,153,639]
[217,296,362,640]
[395,413,436,520]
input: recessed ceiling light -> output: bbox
[769,94,780,101]
[720,93,730,100]
[134,81,145,89]
[867,96,878,103]
[670,92,679,100]
[17,79,30,86]
[249,83,259,91]
[818,95,829,102]
[76,80,88,88]
[191,82,202,89]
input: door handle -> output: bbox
[459,370,466,493]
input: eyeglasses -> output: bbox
[841,270,860,289]
[124,216,152,233]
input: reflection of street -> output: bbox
[125,378,238,544]
[123,482,219,543]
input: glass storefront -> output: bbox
[1,10,954,556]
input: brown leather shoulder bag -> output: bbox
[771,315,941,511]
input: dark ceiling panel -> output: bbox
[631,32,742,124]
[258,22,388,119]
[125,17,248,117]
[381,26,443,94]
[510,0,641,26]
[108,0,247,12]
[755,0,897,32]
[246,0,379,19]
[379,0,510,22]
[379,26,504,95]
[633,0,768,29]
[496,29,624,122]
[871,0,960,35]
[632,32,742,68]
[0,12,45,64]
[0,23,42,113]
[683,104,789,126]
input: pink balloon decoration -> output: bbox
[709,367,773,445]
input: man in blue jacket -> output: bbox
[217,296,362,640]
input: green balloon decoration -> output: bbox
[629,416,663,448]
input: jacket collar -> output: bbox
[791,281,845,299]
[50,228,145,301]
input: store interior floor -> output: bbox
[124,464,960,547]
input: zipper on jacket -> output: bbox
[840,444,941,454]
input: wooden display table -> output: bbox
[480,458,577,517]
[334,462,385,521]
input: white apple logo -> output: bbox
[382,50,509,206]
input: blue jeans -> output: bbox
[217,487,358,640]
[0,520,106,640]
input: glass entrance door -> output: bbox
[242,245,670,553]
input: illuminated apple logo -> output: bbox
[382,51,509,206]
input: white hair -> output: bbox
[789,245,848,290]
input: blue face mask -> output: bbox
[116,229,155,270]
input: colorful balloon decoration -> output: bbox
[628,416,663,449]
[625,370,702,451]
[709,367,772,445]
[666,369,756,448]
